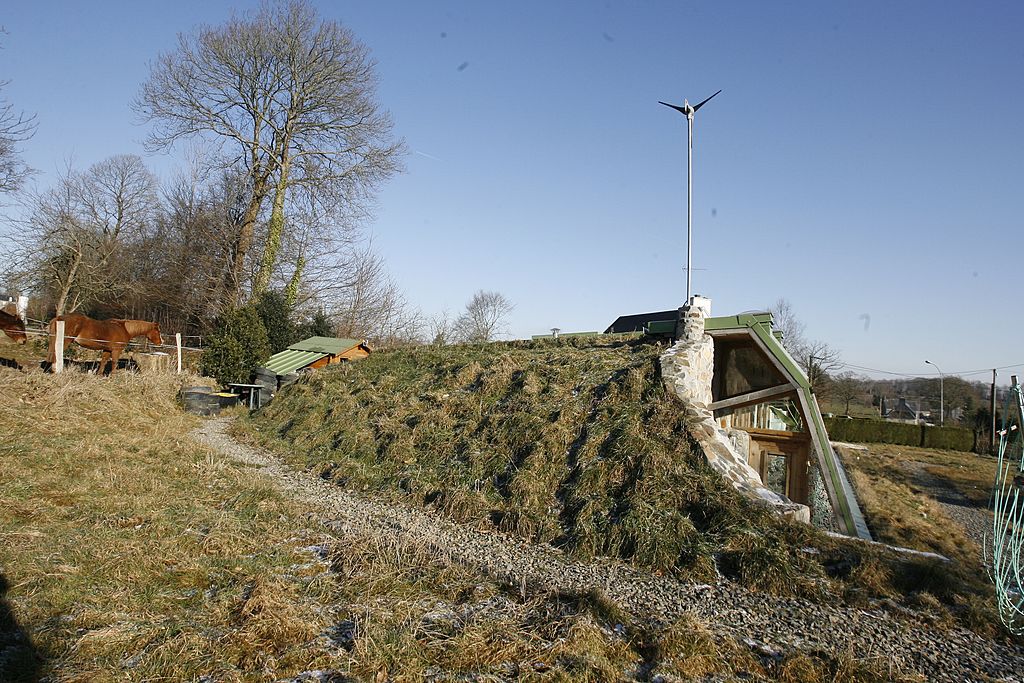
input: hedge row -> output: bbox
[824,417,975,452]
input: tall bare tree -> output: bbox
[120,167,248,329]
[135,0,402,304]
[454,290,514,343]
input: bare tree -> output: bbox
[0,29,36,194]
[768,297,807,356]
[0,94,34,194]
[832,372,865,416]
[270,184,362,308]
[135,0,402,304]
[10,155,158,315]
[120,167,248,329]
[769,298,841,394]
[804,338,843,396]
[454,290,514,343]
[428,310,455,345]
[329,247,423,347]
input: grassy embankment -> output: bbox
[0,364,907,682]
[243,336,998,631]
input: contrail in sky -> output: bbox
[414,150,443,161]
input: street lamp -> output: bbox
[925,360,944,426]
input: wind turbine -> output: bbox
[659,89,721,301]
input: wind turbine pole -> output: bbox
[686,110,693,300]
[659,89,721,303]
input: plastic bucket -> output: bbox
[212,392,242,408]
[180,388,220,415]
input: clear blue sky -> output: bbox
[2,1,1022,382]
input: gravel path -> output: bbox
[902,460,993,551]
[194,419,1024,682]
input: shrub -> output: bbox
[824,417,974,451]
[921,424,975,451]
[200,305,271,385]
[255,290,296,354]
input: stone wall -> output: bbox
[661,296,810,523]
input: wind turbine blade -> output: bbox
[691,89,722,112]
[658,101,688,115]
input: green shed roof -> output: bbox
[287,336,362,355]
[262,348,327,375]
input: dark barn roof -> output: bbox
[604,309,678,334]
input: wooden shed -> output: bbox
[261,336,371,377]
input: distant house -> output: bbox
[604,309,678,334]
[884,397,925,424]
[260,336,371,378]
[0,293,28,320]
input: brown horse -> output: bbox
[0,310,27,344]
[47,314,160,376]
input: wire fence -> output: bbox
[17,326,205,353]
[987,380,1024,634]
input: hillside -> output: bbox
[243,337,995,621]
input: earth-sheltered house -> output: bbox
[607,296,870,539]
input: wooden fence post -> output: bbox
[176,332,182,374]
[54,320,64,374]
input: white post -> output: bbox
[54,320,65,374]
[175,332,182,374]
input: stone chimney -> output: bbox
[676,294,712,341]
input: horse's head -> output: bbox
[1,315,27,344]
[11,324,27,344]
[147,324,163,347]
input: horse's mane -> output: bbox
[109,319,159,338]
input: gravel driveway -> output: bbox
[194,418,1024,682]
[901,459,993,552]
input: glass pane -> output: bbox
[766,453,789,496]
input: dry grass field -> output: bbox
[836,442,1000,634]
[837,443,995,560]
[0,370,346,681]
